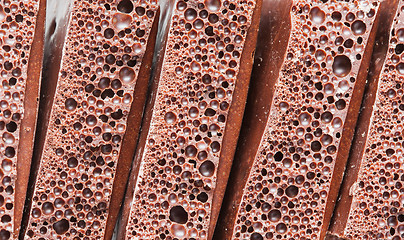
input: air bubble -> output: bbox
[177,1,187,11]
[309,7,325,24]
[321,111,333,123]
[67,157,78,168]
[1,159,12,172]
[169,206,188,224]
[274,151,283,161]
[65,98,77,111]
[315,49,326,61]
[171,224,186,237]
[53,219,69,235]
[332,117,342,128]
[199,160,215,177]
[183,145,197,158]
[42,202,54,215]
[331,11,342,21]
[119,67,136,83]
[397,28,404,42]
[279,102,289,111]
[338,80,350,92]
[164,112,177,124]
[86,115,97,126]
[135,7,145,16]
[268,209,281,222]
[2,133,14,144]
[250,233,263,240]
[351,20,366,35]
[396,63,404,75]
[184,8,197,21]
[0,230,10,240]
[298,112,311,126]
[104,28,115,39]
[321,134,333,146]
[117,0,133,13]
[335,99,346,110]
[311,141,322,152]
[112,13,132,30]
[12,68,21,77]
[285,185,299,198]
[205,0,221,11]
[5,147,15,158]
[332,55,352,77]
[276,223,287,233]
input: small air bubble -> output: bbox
[199,160,215,177]
[309,7,325,24]
[119,67,136,83]
[332,55,352,77]
[53,219,69,235]
[205,0,221,11]
[184,8,197,21]
[65,98,77,111]
[351,20,366,35]
[117,0,133,13]
[169,206,188,224]
[164,112,177,124]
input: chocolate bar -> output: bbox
[0,0,45,238]
[329,0,404,239]
[215,0,382,239]
[22,0,159,238]
[118,0,262,238]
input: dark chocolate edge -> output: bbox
[327,0,399,237]
[15,0,46,237]
[212,1,292,239]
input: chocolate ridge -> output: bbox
[15,0,46,237]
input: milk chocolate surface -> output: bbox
[119,0,261,238]
[23,0,159,238]
[216,0,382,239]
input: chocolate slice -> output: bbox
[328,0,404,239]
[22,0,159,238]
[215,0,382,239]
[0,0,46,238]
[117,0,262,238]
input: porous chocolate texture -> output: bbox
[23,0,159,239]
[0,0,45,238]
[329,0,404,238]
[118,0,261,239]
[216,0,382,239]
